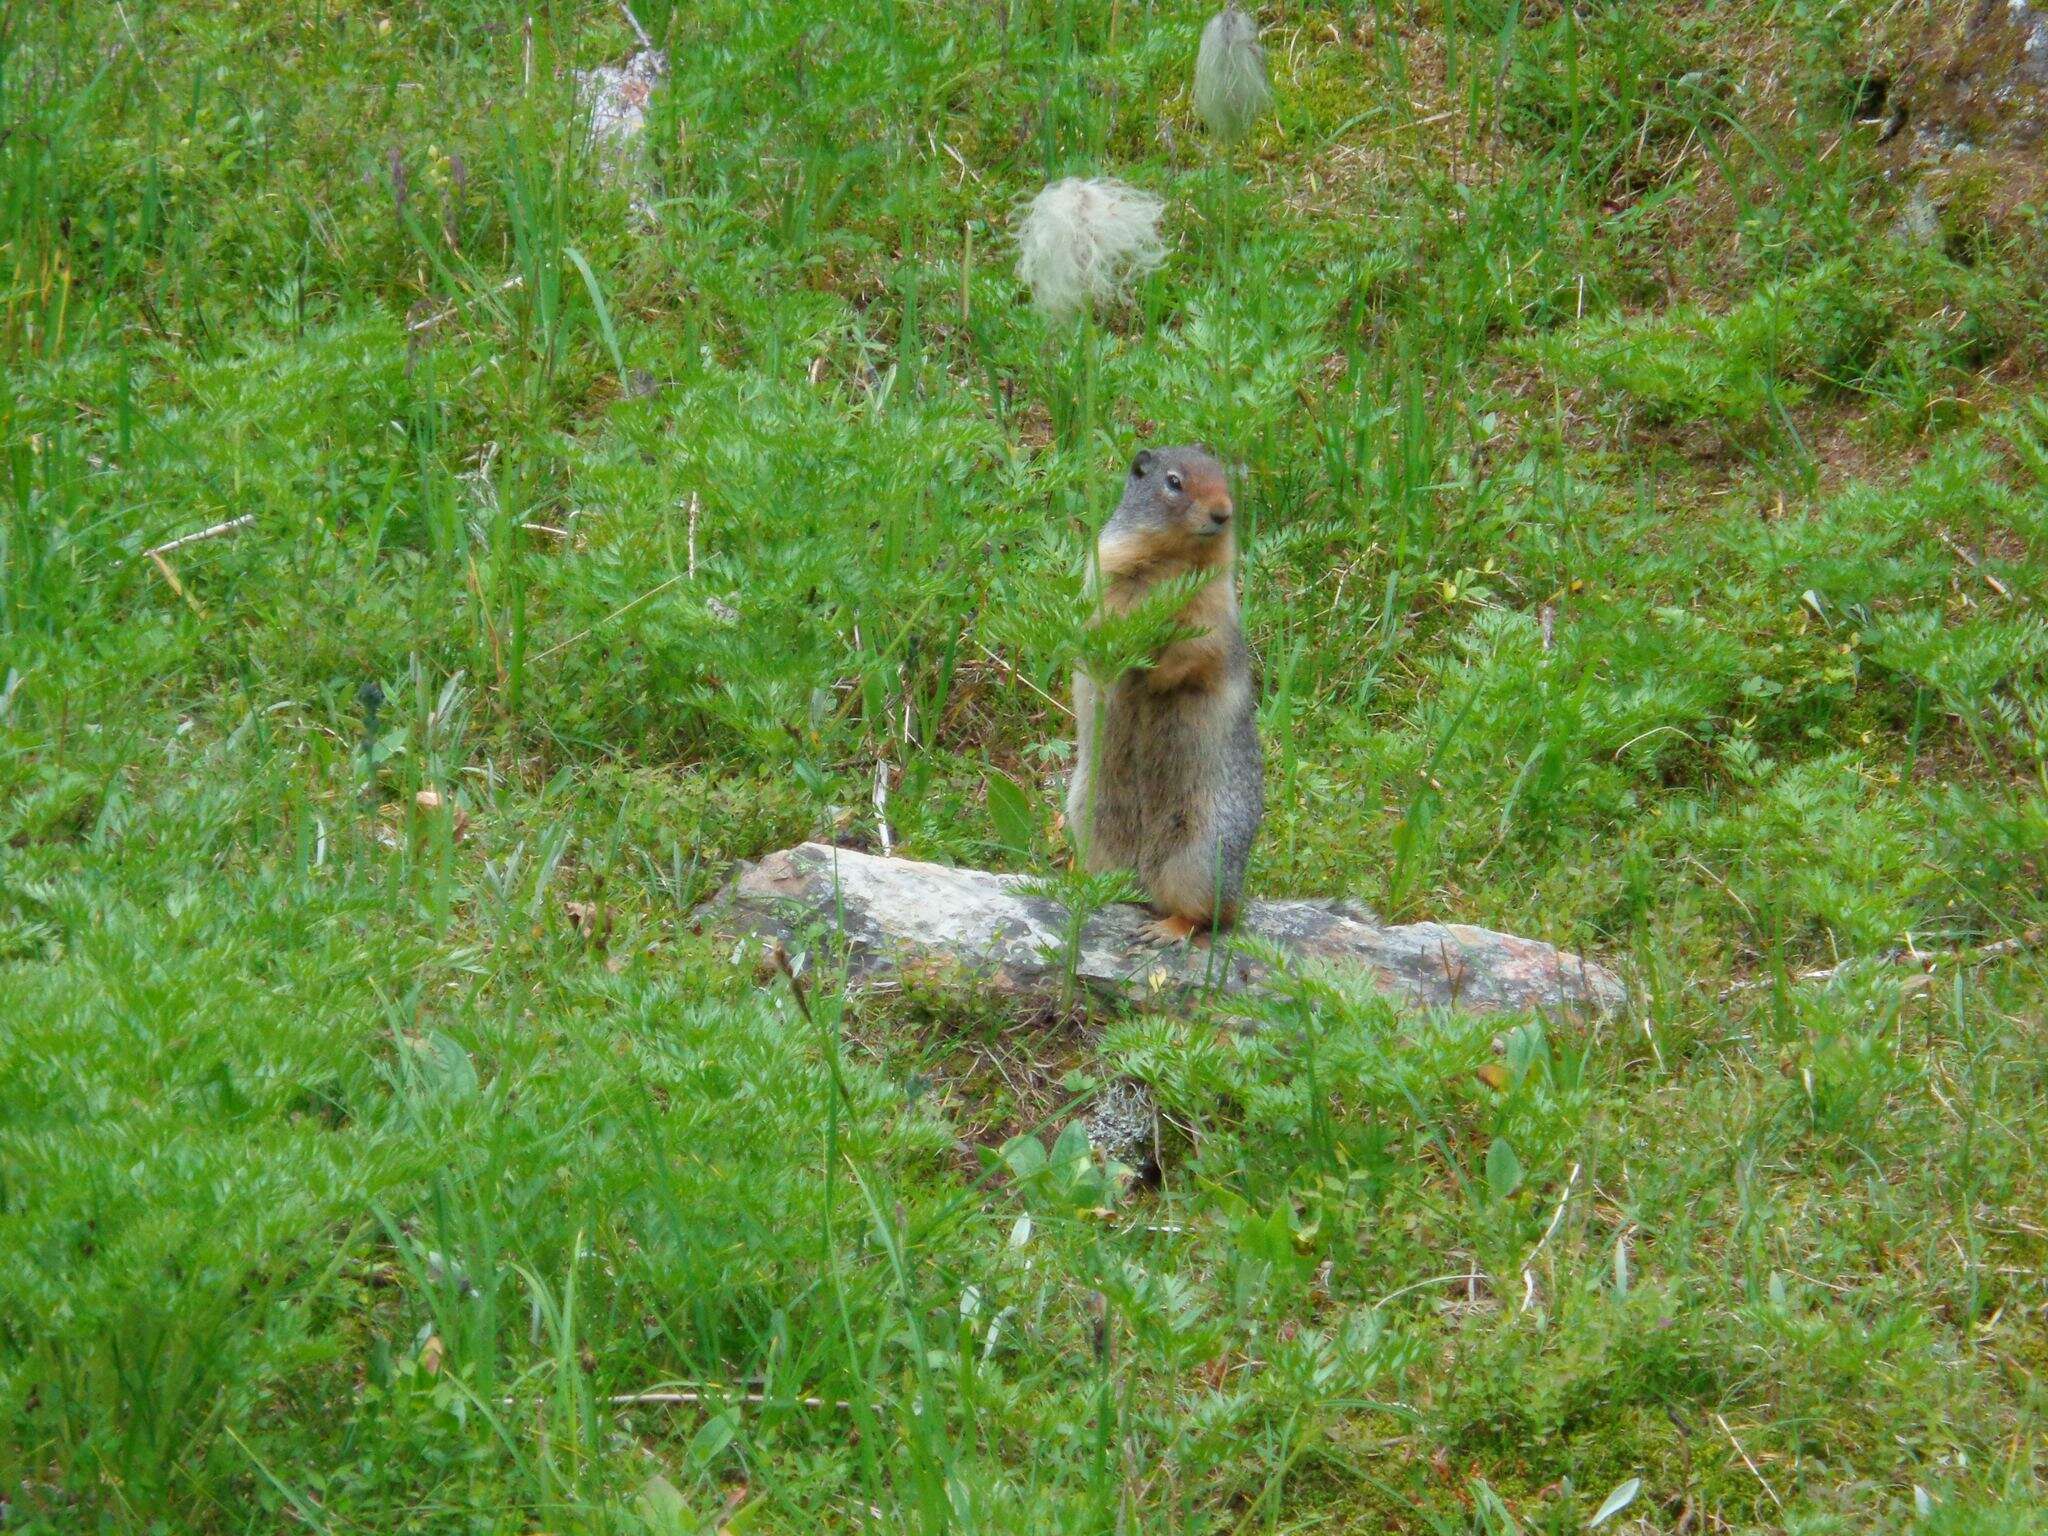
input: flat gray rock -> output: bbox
[706,843,1625,1017]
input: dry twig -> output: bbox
[615,0,654,49]
[1371,1268,1487,1312]
[1715,1412,1785,1512]
[973,640,1072,719]
[1937,529,2013,600]
[872,759,894,857]
[407,273,525,334]
[529,572,687,663]
[1717,927,2044,1001]
[141,515,255,560]
[607,1387,847,1410]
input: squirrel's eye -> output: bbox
[1165,471,1184,494]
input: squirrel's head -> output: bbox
[1098,444,1234,578]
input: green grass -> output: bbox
[3,0,2045,1530]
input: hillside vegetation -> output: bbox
[3,1,2044,1531]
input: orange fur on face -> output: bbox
[1182,461,1231,513]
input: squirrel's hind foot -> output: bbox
[1140,913,1209,948]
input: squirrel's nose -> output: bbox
[1206,502,1233,528]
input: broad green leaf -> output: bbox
[1587,1476,1640,1528]
[1050,1119,1093,1178]
[636,1473,689,1533]
[1001,1133,1047,1181]
[687,1410,737,1470]
[1485,1136,1524,1199]
[987,771,1038,854]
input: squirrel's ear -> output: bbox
[1131,449,1154,479]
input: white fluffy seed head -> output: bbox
[1194,4,1272,145]
[1012,177,1168,323]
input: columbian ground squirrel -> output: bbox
[1065,445,1264,944]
